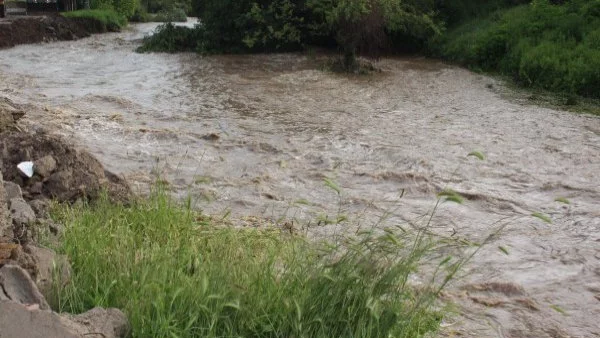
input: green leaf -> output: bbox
[437,189,464,204]
[550,304,566,315]
[498,246,509,255]
[224,300,241,311]
[467,151,485,160]
[554,197,570,204]
[294,198,312,206]
[531,212,552,224]
[324,178,341,194]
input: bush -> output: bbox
[62,9,127,31]
[146,0,192,16]
[137,23,201,52]
[51,189,461,338]
[432,0,600,98]
[140,0,442,56]
[150,6,187,22]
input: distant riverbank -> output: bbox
[0,14,118,49]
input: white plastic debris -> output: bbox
[17,161,34,178]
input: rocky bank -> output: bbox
[1,97,132,337]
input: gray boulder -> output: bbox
[0,264,49,310]
[4,181,23,200]
[0,301,79,338]
[9,198,36,225]
[0,264,129,338]
[9,198,36,242]
[65,307,130,338]
[27,246,71,297]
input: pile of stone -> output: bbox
[1,98,132,338]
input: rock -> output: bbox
[0,97,25,132]
[0,171,12,241]
[9,198,36,225]
[2,244,39,279]
[65,307,130,338]
[10,198,36,242]
[4,181,23,200]
[0,261,127,338]
[34,155,57,178]
[0,264,49,310]
[46,170,72,198]
[0,301,80,338]
[0,132,130,203]
[26,246,71,297]
[0,243,20,263]
[29,198,50,218]
[29,181,44,195]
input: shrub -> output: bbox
[141,0,442,57]
[150,6,187,22]
[137,23,201,52]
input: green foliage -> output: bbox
[432,0,600,98]
[141,0,442,56]
[88,0,140,18]
[241,0,304,51]
[62,9,127,31]
[137,22,202,52]
[150,6,187,22]
[145,0,192,16]
[51,189,459,337]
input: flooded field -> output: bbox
[1,21,599,337]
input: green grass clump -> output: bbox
[51,188,459,337]
[62,9,127,32]
[431,0,600,99]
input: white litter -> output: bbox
[17,161,34,178]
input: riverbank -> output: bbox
[0,98,131,337]
[1,97,455,337]
[0,14,120,49]
[1,22,599,337]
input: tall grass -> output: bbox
[51,187,462,337]
[62,9,127,32]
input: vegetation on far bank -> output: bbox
[62,9,128,31]
[50,188,465,337]
[77,0,190,23]
[431,0,600,99]
[137,0,600,101]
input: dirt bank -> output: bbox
[0,15,112,49]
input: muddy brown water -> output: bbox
[1,20,599,337]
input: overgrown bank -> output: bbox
[139,0,600,100]
[431,0,600,99]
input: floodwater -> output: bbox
[1,20,599,337]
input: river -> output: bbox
[0,20,599,337]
